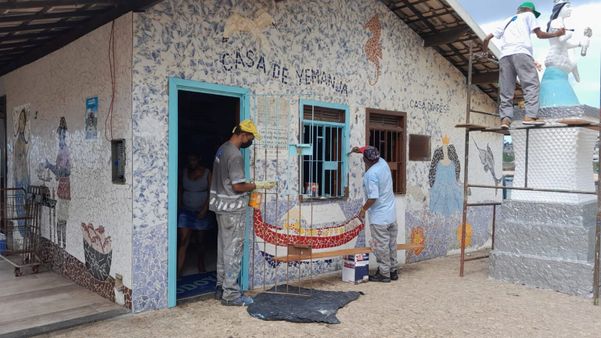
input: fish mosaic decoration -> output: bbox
[473,138,502,185]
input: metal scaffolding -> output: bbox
[456,44,601,305]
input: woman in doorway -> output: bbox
[178,153,215,277]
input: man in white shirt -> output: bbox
[354,146,398,283]
[482,2,565,129]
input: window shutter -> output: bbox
[303,105,345,123]
[369,113,403,131]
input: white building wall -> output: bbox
[130,0,501,311]
[0,14,134,293]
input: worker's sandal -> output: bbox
[390,270,399,281]
[500,117,512,129]
[522,116,545,125]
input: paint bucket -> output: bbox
[248,191,262,209]
[305,182,319,197]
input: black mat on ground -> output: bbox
[247,285,362,324]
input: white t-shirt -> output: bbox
[494,12,540,59]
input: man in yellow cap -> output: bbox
[209,119,275,306]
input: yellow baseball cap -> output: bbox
[237,119,262,140]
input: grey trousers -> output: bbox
[499,53,540,119]
[216,211,246,301]
[369,222,399,277]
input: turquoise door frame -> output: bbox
[167,77,251,308]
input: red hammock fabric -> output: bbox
[253,209,365,249]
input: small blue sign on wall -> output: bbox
[288,143,312,157]
[85,96,98,139]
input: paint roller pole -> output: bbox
[459,43,474,277]
[593,50,601,305]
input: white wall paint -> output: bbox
[0,14,134,288]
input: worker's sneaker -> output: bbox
[369,270,391,283]
[390,270,399,281]
[214,285,223,300]
[500,117,512,129]
[221,295,254,306]
[522,116,545,125]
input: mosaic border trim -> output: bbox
[39,237,132,310]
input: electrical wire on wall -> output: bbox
[105,20,116,142]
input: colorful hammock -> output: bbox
[253,209,364,249]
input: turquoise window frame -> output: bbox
[299,99,349,199]
[167,78,250,308]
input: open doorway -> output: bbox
[175,90,239,302]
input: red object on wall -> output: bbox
[253,209,364,249]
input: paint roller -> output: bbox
[347,146,363,156]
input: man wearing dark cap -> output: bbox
[353,146,398,283]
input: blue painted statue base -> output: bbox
[539,66,580,108]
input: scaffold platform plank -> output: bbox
[479,121,599,133]
[455,123,486,130]
[482,127,510,135]
[558,118,593,126]
[273,243,425,263]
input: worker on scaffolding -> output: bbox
[482,1,565,129]
[354,146,398,283]
[209,119,275,306]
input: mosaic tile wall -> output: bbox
[131,0,501,311]
[0,14,135,302]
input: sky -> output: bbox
[457,0,601,108]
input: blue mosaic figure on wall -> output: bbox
[45,117,71,249]
[13,108,30,237]
[428,135,462,217]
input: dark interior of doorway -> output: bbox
[177,90,239,301]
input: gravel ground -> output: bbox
[42,253,601,337]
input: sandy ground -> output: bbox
[41,253,601,338]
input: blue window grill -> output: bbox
[300,100,349,199]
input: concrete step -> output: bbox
[494,220,595,262]
[489,251,594,296]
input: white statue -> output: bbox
[540,0,593,107]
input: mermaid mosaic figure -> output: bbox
[540,0,593,107]
[45,117,71,249]
[13,108,30,237]
[428,135,462,217]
